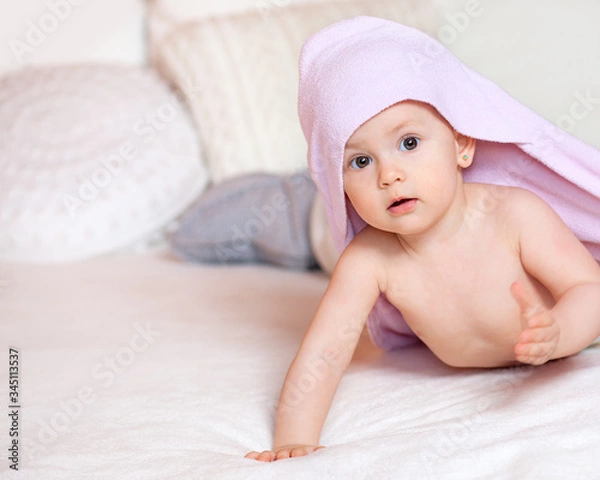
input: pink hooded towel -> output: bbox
[298,16,600,351]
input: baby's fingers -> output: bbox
[244,450,276,462]
[510,281,544,321]
[275,448,294,460]
[515,341,555,365]
[518,322,557,344]
[515,322,560,365]
[275,446,307,460]
[275,445,325,460]
[247,444,325,462]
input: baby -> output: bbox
[246,16,600,462]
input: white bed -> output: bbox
[2,1,600,479]
[2,253,600,479]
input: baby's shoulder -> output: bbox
[351,225,399,249]
[343,225,399,262]
[336,226,395,286]
[476,184,553,222]
[498,185,552,215]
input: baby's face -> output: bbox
[342,100,473,236]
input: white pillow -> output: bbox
[149,0,443,183]
[0,64,208,263]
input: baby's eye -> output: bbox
[349,155,372,169]
[399,136,420,151]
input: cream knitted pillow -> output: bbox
[0,64,207,262]
[149,0,441,183]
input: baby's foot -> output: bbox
[510,281,560,365]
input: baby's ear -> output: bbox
[456,133,476,168]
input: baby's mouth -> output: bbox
[388,198,416,209]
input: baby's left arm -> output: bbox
[512,189,600,363]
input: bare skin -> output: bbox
[245,101,600,462]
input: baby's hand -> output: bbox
[244,444,325,462]
[510,281,560,365]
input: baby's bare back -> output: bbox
[375,184,555,367]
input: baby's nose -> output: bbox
[378,161,406,187]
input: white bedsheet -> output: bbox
[1,253,599,479]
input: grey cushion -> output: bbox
[169,171,318,269]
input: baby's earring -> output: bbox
[462,155,469,161]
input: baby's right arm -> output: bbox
[245,234,383,461]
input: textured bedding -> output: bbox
[1,253,599,479]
